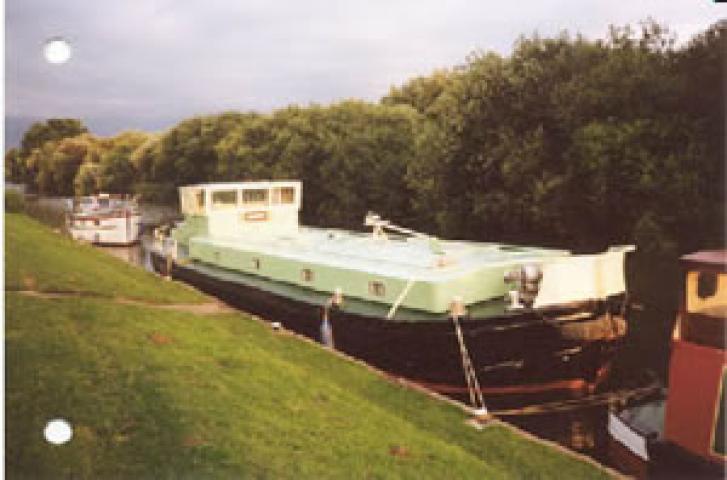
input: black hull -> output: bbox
[151,252,625,409]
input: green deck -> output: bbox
[180,227,570,314]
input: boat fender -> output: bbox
[320,289,343,348]
[320,305,337,348]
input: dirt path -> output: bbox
[9,289,235,315]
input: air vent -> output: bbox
[369,281,385,297]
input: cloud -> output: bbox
[5,0,722,146]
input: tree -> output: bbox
[5,148,23,182]
[402,20,718,255]
[152,112,250,186]
[95,131,151,193]
[20,119,87,157]
[382,69,458,118]
[672,20,726,249]
[213,102,420,228]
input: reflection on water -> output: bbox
[506,406,610,463]
[97,234,154,272]
[73,202,179,273]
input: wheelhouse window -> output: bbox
[242,189,268,206]
[369,281,386,297]
[280,187,295,204]
[181,188,206,215]
[211,190,238,210]
[271,186,296,205]
[180,188,206,215]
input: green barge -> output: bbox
[151,181,633,407]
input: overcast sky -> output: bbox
[5,0,723,148]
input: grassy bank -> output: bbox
[5,213,205,303]
[5,214,612,479]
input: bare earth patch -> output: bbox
[21,275,37,290]
[149,332,174,346]
[12,289,233,315]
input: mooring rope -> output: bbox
[490,383,662,416]
[451,313,487,413]
[386,277,416,320]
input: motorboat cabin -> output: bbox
[67,193,141,245]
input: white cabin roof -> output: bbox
[182,180,301,191]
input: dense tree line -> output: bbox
[390,21,724,254]
[6,20,724,254]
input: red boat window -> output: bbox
[698,272,719,299]
[681,270,727,349]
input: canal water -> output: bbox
[103,236,155,271]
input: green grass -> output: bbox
[5,213,612,479]
[5,213,206,303]
[5,189,25,213]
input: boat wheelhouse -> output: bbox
[151,181,634,407]
[67,194,141,245]
[608,250,726,478]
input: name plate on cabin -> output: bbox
[242,211,269,222]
